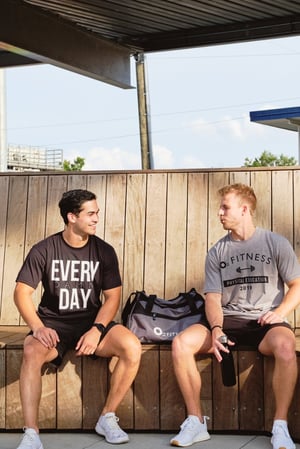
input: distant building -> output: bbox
[7,144,63,171]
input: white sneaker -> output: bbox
[95,412,129,444]
[170,415,210,447]
[16,428,44,449]
[271,420,295,449]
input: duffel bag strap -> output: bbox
[121,291,140,325]
[145,294,157,314]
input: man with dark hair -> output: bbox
[170,183,300,449]
[14,189,141,449]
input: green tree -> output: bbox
[244,151,297,167]
[62,156,85,171]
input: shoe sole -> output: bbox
[170,433,210,447]
[271,437,296,449]
[95,426,129,444]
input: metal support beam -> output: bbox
[135,53,153,169]
[0,69,7,172]
[0,0,133,88]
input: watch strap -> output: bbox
[93,323,106,334]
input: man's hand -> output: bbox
[33,326,60,349]
[75,328,100,356]
[212,331,235,362]
[258,310,284,326]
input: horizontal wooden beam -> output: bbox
[0,0,133,88]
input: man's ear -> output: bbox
[241,204,248,215]
[67,212,76,223]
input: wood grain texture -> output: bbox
[1,168,300,434]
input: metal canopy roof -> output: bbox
[250,107,300,132]
[250,106,300,163]
[1,0,300,87]
[17,0,300,52]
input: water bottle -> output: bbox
[218,335,236,387]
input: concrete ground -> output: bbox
[1,432,300,449]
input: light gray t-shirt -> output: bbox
[204,227,300,319]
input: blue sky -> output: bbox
[4,35,300,170]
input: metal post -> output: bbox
[0,69,7,172]
[135,53,153,169]
[298,126,300,165]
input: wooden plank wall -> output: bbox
[1,167,300,434]
[1,167,300,327]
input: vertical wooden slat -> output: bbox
[186,172,208,292]
[87,174,107,239]
[0,349,5,428]
[25,176,48,248]
[22,176,48,315]
[144,173,167,297]
[263,356,275,433]
[272,170,293,241]
[1,176,28,325]
[165,173,187,297]
[82,356,108,429]
[250,171,272,229]
[293,171,300,328]
[123,173,147,297]
[229,171,250,186]
[160,345,185,430]
[39,365,57,429]
[0,176,9,320]
[271,170,294,326]
[294,170,300,260]
[207,172,229,249]
[108,356,134,429]
[66,174,87,190]
[239,350,264,431]
[288,356,300,440]
[104,174,127,308]
[6,348,23,429]
[134,345,160,429]
[57,352,83,429]
[212,352,238,430]
[45,175,68,236]
[195,355,213,430]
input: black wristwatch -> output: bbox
[92,323,106,334]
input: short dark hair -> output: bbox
[58,189,96,224]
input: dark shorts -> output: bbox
[222,316,294,349]
[28,318,118,367]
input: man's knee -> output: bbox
[275,338,296,361]
[172,332,188,359]
[127,337,142,363]
[23,337,52,365]
[116,330,142,364]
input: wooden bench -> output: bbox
[1,326,300,441]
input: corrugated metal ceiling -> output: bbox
[23,0,300,52]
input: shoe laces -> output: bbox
[104,414,123,435]
[181,415,208,431]
[273,422,289,437]
[181,416,198,431]
[21,429,37,447]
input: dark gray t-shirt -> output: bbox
[204,227,300,319]
[16,232,122,323]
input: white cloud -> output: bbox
[219,114,249,140]
[65,146,141,170]
[152,144,174,168]
[181,154,206,168]
[190,117,216,135]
